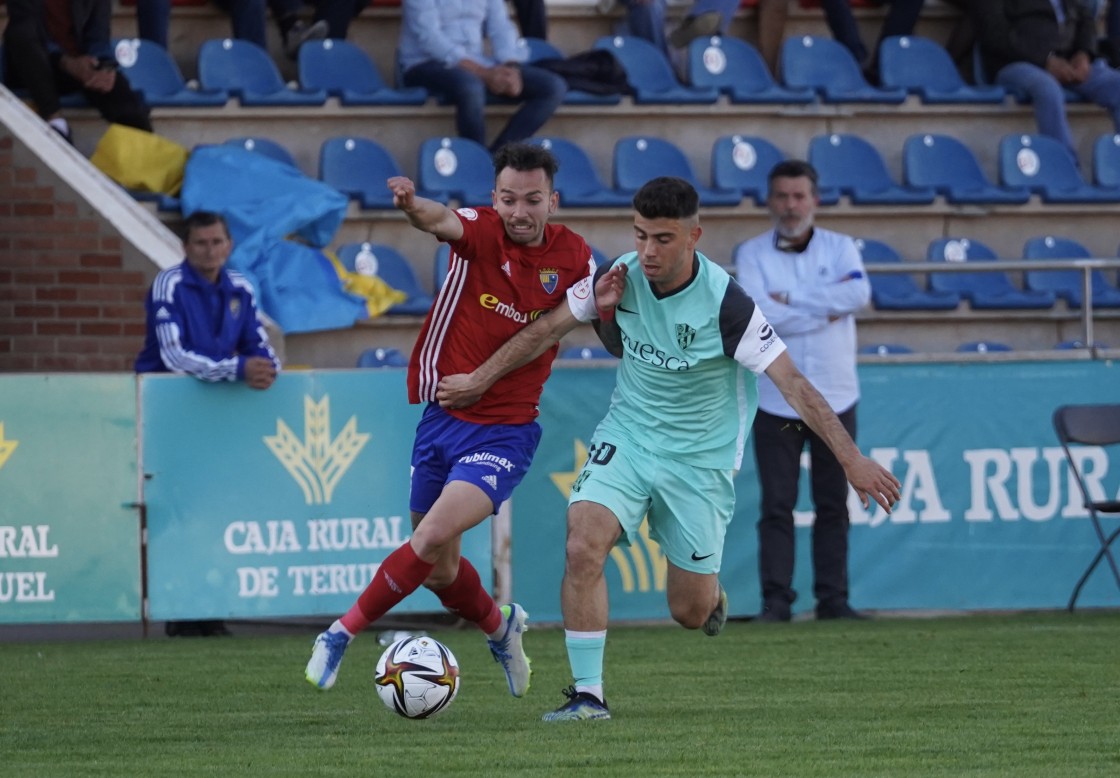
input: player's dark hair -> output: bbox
[768,159,819,194]
[631,176,699,220]
[182,210,230,241]
[492,142,558,189]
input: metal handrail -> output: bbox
[866,257,1120,349]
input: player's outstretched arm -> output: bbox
[764,352,901,513]
[592,263,627,357]
[387,176,464,242]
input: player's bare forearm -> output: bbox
[436,303,579,409]
[387,176,463,241]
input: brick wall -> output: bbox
[0,131,151,372]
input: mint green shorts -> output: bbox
[567,433,735,574]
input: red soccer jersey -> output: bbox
[407,207,594,425]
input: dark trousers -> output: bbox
[511,0,548,40]
[819,0,925,67]
[753,405,857,610]
[2,16,152,130]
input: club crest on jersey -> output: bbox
[230,299,241,317]
[676,323,696,350]
[539,268,559,294]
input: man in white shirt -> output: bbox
[734,160,871,623]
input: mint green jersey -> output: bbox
[593,251,785,470]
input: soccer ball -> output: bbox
[374,635,460,719]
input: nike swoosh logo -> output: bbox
[691,551,714,561]
[617,305,638,314]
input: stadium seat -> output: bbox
[808,134,935,205]
[902,134,1031,205]
[1092,133,1120,190]
[1052,403,1120,611]
[998,133,1120,203]
[356,347,409,368]
[1055,339,1109,350]
[687,36,814,104]
[223,136,298,168]
[337,242,434,316]
[198,38,327,106]
[927,237,1056,309]
[590,245,614,266]
[855,237,960,311]
[417,137,494,207]
[530,137,633,207]
[710,134,787,204]
[956,341,1014,353]
[780,35,907,103]
[559,345,617,360]
[613,136,742,206]
[878,36,1005,104]
[1022,235,1120,309]
[433,243,451,291]
[858,343,914,355]
[592,35,719,104]
[299,39,427,106]
[520,37,623,105]
[320,137,447,209]
[112,38,228,107]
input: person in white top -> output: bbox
[734,159,872,623]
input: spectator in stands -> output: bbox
[2,0,152,143]
[818,0,926,82]
[616,0,740,58]
[135,0,357,59]
[975,0,1120,164]
[135,210,280,637]
[511,0,549,40]
[734,160,872,623]
[397,0,567,151]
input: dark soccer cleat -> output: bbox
[541,686,611,722]
[702,584,728,637]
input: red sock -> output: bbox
[340,542,433,635]
[434,557,502,634]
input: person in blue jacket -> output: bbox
[135,210,280,637]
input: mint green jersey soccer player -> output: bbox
[436,177,901,721]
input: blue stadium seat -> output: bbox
[613,136,741,206]
[859,343,915,355]
[902,134,1030,205]
[1023,235,1120,309]
[809,134,935,205]
[198,38,327,106]
[855,237,960,311]
[559,346,617,360]
[224,136,298,168]
[593,35,719,104]
[299,39,427,106]
[1093,133,1120,190]
[927,237,1056,309]
[878,36,1005,104]
[337,242,434,316]
[530,137,633,207]
[590,245,614,266]
[710,134,787,204]
[320,137,447,210]
[433,244,452,291]
[417,137,494,207]
[999,133,1120,203]
[356,347,409,368]
[113,38,228,106]
[520,37,623,105]
[1055,339,1109,350]
[780,35,907,103]
[687,36,814,104]
[956,341,1014,353]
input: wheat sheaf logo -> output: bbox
[264,395,369,505]
[551,439,666,593]
[0,423,18,472]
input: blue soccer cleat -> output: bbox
[305,629,351,690]
[487,603,531,697]
[541,686,611,722]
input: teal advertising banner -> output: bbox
[0,374,141,624]
[519,361,1120,622]
[140,371,491,620]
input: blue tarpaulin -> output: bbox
[181,146,367,334]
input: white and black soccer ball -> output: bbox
[374,635,460,719]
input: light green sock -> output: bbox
[565,629,606,698]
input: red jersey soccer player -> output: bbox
[306,143,616,697]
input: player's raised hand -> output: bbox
[595,262,628,314]
[387,176,416,212]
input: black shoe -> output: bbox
[200,620,233,637]
[756,602,791,623]
[165,620,205,637]
[668,11,723,49]
[816,602,869,621]
[282,18,328,60]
